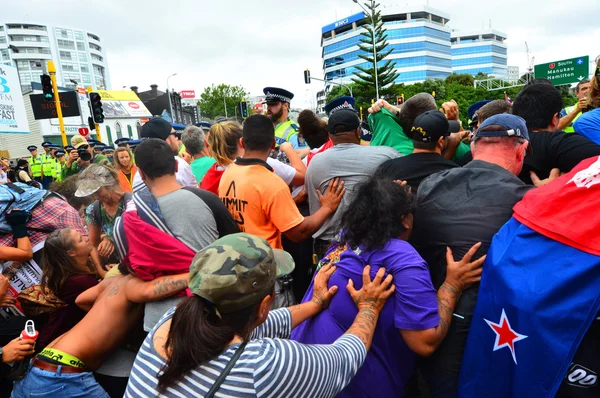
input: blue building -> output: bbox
[451,30,508,79]
[320,6,508,86]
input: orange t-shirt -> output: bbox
[218,159,304,249]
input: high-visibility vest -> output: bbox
[55,161,63,181]
[28,155,43,177]
[41,154,56,178]
[564,104,582,133]
[274,119,299,146]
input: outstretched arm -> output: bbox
[125,273,189,303]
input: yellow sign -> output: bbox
[95,90,141,101]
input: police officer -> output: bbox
[103,147,115,163]
[40,141,56,189]
[263,87,306,150]
[559,79,592,133]
[114,138,131,151]
[54,150,66,182]
[27,145,43,184]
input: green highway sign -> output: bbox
[534,56,589,86]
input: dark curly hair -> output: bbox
[339,175,416,252]
[298,110,329,149]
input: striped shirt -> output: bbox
[125,307,366,398]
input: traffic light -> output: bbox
[40,74,53,101]
[304,69,311,84]
[239,99,248,118]
[397,96,404,106]
[90,92,104,124]
[88,117,96,131]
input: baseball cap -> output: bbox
[71,134,89,149]
[328,109,361,134]
[475,114,532,155]
[140,117,173,140]
[74,164,116,197]
[411,110,456,142]
[189,233,295,314]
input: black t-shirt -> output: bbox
[556,314,600,398]
[411,160,533,396]
[520,131,600,185]
[375,152,459,193]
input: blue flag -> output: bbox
[459,217,600,397]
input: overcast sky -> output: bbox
[5,0,599,108]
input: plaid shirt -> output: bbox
[0,196,86,247]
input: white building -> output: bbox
[0,22,111,92]
[450,29,508,79]
[508,65,520,82]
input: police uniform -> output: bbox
[263,87,306,150]
[324,96,371,142]
[27,145,43,183]
[40,141,55,189]
[103,147,114,163]
[562,104,582,133]
[114,138,130,148]
[467,100,492,131]
[54,150,65,182]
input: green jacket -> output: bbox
[368,108,470,159]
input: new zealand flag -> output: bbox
[459,156,600,397]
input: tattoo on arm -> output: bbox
[346,305,380,349]
[436,282,461,338]
[152,277,187,297]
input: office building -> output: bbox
[0,22,111,91]
[322,5,453,85]
[451,29,508,79]
[320,6,509,86]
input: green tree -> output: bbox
[352,1,399,100]
[198,84,248,121]
[445,73,474,87]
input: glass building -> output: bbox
[321,6,508,85]
[0,22,111,91]
[451,30,508,79]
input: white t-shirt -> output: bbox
[266,157,296,186]
[133,156,197,193]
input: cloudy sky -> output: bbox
[5,0,599,108]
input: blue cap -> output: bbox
[263,87,294,103]
[128,139,142,147]
[476,114,530,141]
[195,121,212,130]
[49,144,61,149]
[171,123,186,131]
[41,141,52,147]
[27,145,38,151]
[114,138,130,146]
[467,100,492,121]
[55,151,65,157]
[103,147,114,154]
[324,96,356,116]
[64,145,74,152]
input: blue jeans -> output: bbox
[11,362,109,398]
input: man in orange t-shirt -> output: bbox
[219,114,344,250]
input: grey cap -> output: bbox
[75,164,118,197]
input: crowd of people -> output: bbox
[0,60,599,398]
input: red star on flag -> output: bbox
[484,309,528,364]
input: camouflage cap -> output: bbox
[189,233,294,314]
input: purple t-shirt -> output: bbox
[291,238,439,398]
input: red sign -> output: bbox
[78,127,89,137]
[128,102,140,109]
[180,90,196,99]
[549,63,555,69]
[139,118,149,124]
[77,87,87,95]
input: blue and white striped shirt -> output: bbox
[125,307,366,398]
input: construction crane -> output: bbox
[525,41,535,77]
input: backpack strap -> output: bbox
[205,342,247,398]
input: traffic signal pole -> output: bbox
[87,86,103,142]
[47,61,67,146]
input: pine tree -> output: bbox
[352,1,399,99]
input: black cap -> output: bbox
[55,151,65,157]
[64,145,74,152]
[263,87,294,104]
[411,110,456,143]
[27,145,37,151]
[328,109,361,134]
[114,138,130,146]
[41,141,52,147]
[140,118,173,140]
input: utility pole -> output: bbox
[47,60,67,146]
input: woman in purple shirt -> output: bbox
[291,176,484,398]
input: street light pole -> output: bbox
[353,0,379,100]
[223,97,228,118]
[166,72,177,122]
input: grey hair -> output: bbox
[181,125,205,156]
[398,93,437,135]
